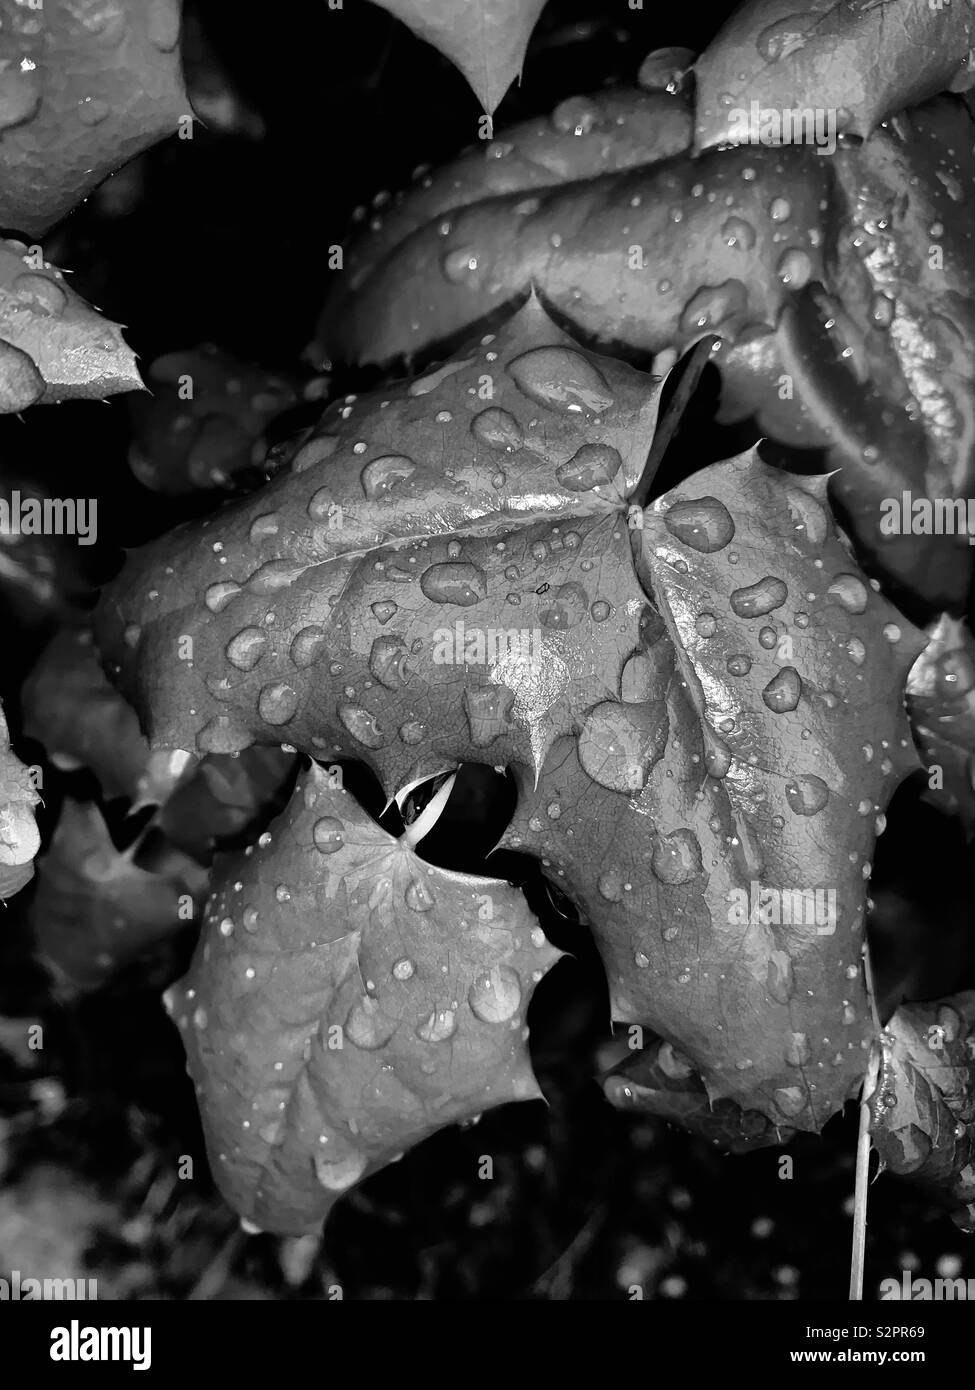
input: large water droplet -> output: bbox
[338,704,386,748]
[651,829,703,884]
[578,700,669,792]
[785,1031,811,1066]
[249,513,280,543]
[776,247,813,289]
[405,877,434,912]
[730,576,788,618]
[507,347,614,416]
[726,653,751,676]
[539,581,588,630]
[678,280,746,335]
[555,443,622,491]
[205,581,240,613]
[762,667,801,713]
[416,1008,457,1042]
[767,950,795,1004]
[785,774,829,816]
[464,685,514,746]
[371,599,398,624]
[551,95,599,136]
[14,272,67,316]
[468,965,522,1023]
[663,496,736,552]
[360,454,416,500]
[258,682,298,725]
[346,995,395,1049]
[399,718,427,744]
[291,626,326,669]
[420,561,487,607]
[721,216,756,251]
[757,16,808,62]
[784,485,828,546]
[827,573,868,614]
[314,1150,367,1192]
[598,870,624,902]
[773,1086,807,1118]
[368,635,412,689]
[313,817,345,853]
[470,407,523,452]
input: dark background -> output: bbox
[0,0,973,1300]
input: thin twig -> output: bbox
[849,941,884,1301]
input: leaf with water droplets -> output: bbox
[369,0,547,115]
[95,297,666,792]
[0,0,188,234]
[168,761,560,1234]
[870,993,975,1232]
[506,447,925,1133]
[29,799,206,992]
[694,0,975,150]
[0,699,40,900]
[0,239,142,403]
[907,614,975,833]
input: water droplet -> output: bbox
[721,216,756,251]
[420,561,487,607]
[539,581,588,630]
[13,271,66,316]
[346,995,395,1049]
[651,828,703,884]
[371,599,398,624]
[590,600,611,622]
[442,246,483,282]
[827,573,868,614]
[704,729,733,778]
[416,1009,457,1042]
[399,718,427,744]
[361,454,416,499]
[551,95,598,136]
[0,71,39,132]
[555,443,622,491]
[243,907,259,932]
[785,1031,811,1066]
[258,682,297,725]
[464,685,514,746]
[338,704,386,748]
[219,917,234,937]
[392,958,415,981]
[695,612,718,638]
[313,817,345,854]
[846,637,866,665]
[249,513,280,543]
[291,626,326,668]
[468,965,522,1023]
[507,347,614,416]
[598,870,624,902]
[759,626,778,649]
[635,951,650,968]
[678,280,747,335]
[579,700,669,792]
[871,292,895,328]
[405,877,434,912]
[757,17,808,62]
[205,581,240,613]
[470,407,523,452]
[785,774,829,816]
[776,247,812,289]
[768,197,792,223]
[664,496,736,552]
[368,635,412,689]
[762,667,802,713]
[730,576,788,618]
[883,622,901,643]
[774,1086,807,1118]
[315,1150,367,1191]
[727,653,752,676]
[767,951,795,1004]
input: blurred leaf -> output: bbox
[0,699,40,900]
[155,745,298,858]
[907,615,975,832]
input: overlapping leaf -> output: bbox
[369,0,546,114]
[0,0,188,235]
[870,993,975,1232]
[128,345,298,495]
[503,449,924,1131]
[0,700,40,899]
[95,297,668,793]
[907,615,975,832]
[29,799,206,991]
[0,239,142,405]
[167,760,560,1233]
[694,0,975,151]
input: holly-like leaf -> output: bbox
[870,994,975,1232]
[30,799,206,990]
[165,761,560,1234]
[23,626,191,807]
[0,0,188,235]
[0,700,40,899]
[95,296,668,793]
[907,615,975,831]
[369,0,546,115]
[128,345,299,495]
[0,240,142,404]
[694,0,975,152]
[503,448,924,1131]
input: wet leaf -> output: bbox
[370,0,547,115]
[30,800,206,991]
[907,614,975,832]
[0,239,142,404]
[870,994,975,1232]
[0,700,40,900]
[167,760,560,1233]
[0,0,188,235]
[694,0,975,151]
